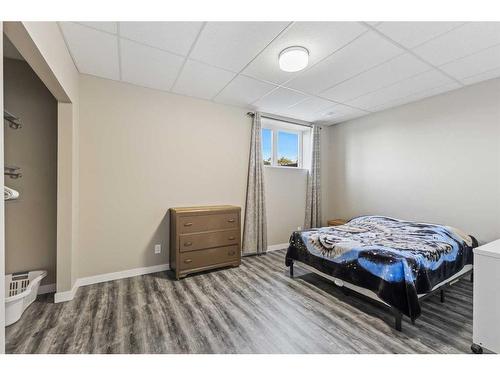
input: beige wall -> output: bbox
[4,58,58,285]
[264,167,308,245]
[78,75,314,277]
[326,78,500,244]
[18,22,79,102]
[1,21,6,352]
[264,127,330,245]
[4,22,81,293]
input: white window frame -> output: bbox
[262,121,306,169]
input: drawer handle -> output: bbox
[184,241,193,247]
[228,251,236,256]
[184,259,192,264]
[227,219,235,223]
[184,222,193,227]
[228,236,236,241]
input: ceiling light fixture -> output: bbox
[279,46,309,72]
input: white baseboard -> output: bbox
[242,243,289,257]
[54,263,169,303]
[54,282,79,303]
[267,243,289,252]
[38,283,56,295]
[77,263,170,287]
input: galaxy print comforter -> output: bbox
[285,216,477,319]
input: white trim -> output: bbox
[54,263,169,303]
[262,121,308,169]
[38,283,56,295]
[259,111,313,128]
[77,263,170,287]
[267,243,289,252]
[54,282,79,303]
[264,165,307,171]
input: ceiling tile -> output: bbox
[172,59,236,100]
[376,22,464,49]
[413,22,500,66]
[286,31,404,94]
[440,44,500,81]
[77,22,118,34]
[348,70,457,110]
[461,66,500,85]
[321,53,430,103]
[190,22,288,72]
[253,87,308,113]
[119,22,203,56]
[283,97,337,121]
[120,39,185,91]
[289,97,336,114]
[213,75,276,107]
[369,82,461,112]
[60,22,119,80]
[243,22,366,84]
[314,103,369,124]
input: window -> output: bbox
[277,131,299,167]
[262,128,272,165]
[261,119,306,168]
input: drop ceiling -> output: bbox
[59,21,500,125]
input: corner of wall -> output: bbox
[320,125,331,226]
[1,21,7,353]
[71,97,80,287]
[5,21,81,297]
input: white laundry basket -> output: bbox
[5,270,47,326]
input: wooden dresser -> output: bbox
[170,205,241,279]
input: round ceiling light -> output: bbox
[279,46,309,72]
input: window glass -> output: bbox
[277,131,299,167]
[262,128,272,165]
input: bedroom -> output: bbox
[1,0,500,371]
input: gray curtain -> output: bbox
[304,125,321,229]
[242,113,268,255]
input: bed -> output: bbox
[285,215,477,331]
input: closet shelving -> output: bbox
[4,110,22,129]
[4,110,22,201]
[5,165,22,179]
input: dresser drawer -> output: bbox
[179,229,239,252]
[179,246,239,271]
[178,213,238,234]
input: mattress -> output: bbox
[285,215,477,319]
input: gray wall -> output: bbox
[326,78,500,244]
[4,58,57,285]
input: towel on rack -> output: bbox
[4,186,19,201]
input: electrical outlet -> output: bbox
[154,244,161,254]
[297,226,302,231]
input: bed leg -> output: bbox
[289,261,294,278]
[393,309,402,332]
[440,289,445,303]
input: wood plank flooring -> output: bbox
[6,250,474,354]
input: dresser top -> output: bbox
[170,205,241,214]
[474,239,500,259]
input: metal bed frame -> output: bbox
[288,259,473,332]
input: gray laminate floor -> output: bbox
[6,250,474,354]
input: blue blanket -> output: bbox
[285,216,476,319]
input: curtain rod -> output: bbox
[246,111,313,128]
